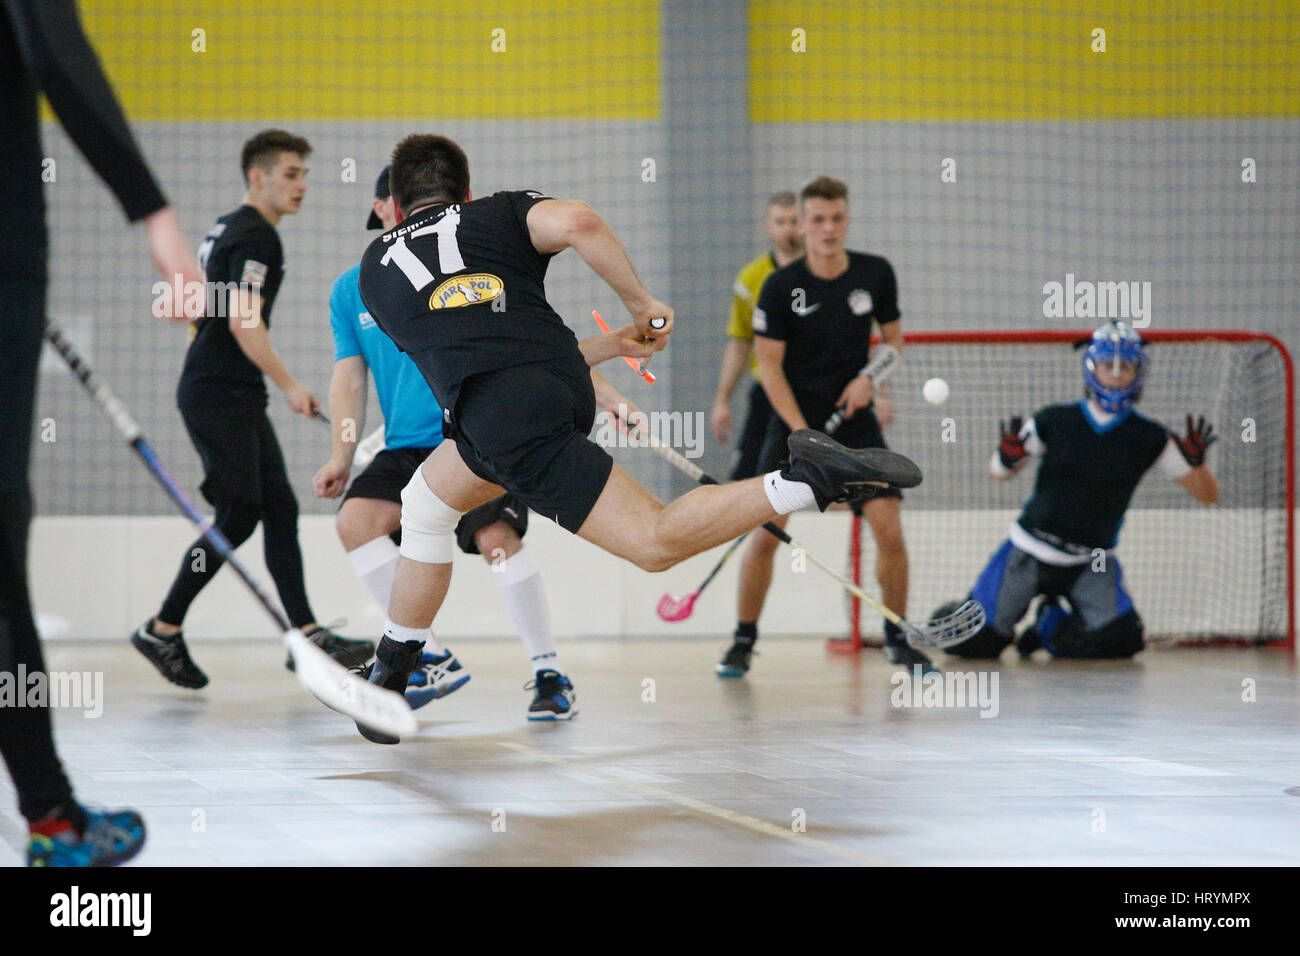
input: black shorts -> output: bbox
[448,354,613,533]
[177,399,293,507]
[756,398,903,511]
[729,380,773,481]
[341,446,528,554]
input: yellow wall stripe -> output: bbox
[750,1,1299,121]
[77,1,660,120]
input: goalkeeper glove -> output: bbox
[998,416,1028,469]
[1173,415,1216,467]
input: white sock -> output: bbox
[762,470,817,514]
[382,619,444,655]
[492,547,560,675]
[348,536,399,610]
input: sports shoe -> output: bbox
[27,805,146,867]
[715,640,755,678]
[405,649,471,709]
[883,626,938,674]
[131,620,208,689]
[525,669,577,721]
[355,636,422,744]
[781,430,923,511]
[286,622,374,671]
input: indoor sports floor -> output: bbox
[2,637,1296,866]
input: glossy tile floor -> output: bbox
[3,638,1297,866]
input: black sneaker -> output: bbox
[525,669,577,721]
[286,623,374,671]
[781,430,922,511]
[355,637,421,744]
[715,640,754,678]
[131,620,208,689]
[883,626,938,674]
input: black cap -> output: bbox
[366,166,391,229]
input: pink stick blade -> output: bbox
[656,591,698,622]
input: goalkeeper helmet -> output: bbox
[1082,321,1147,413]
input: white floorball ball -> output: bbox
[922,377,950,405]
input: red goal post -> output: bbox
[838,329,1295,652]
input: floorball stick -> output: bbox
[592,310,657,383]
[45,322,415,738]
[615,410,984,649]
[656,531,749,622]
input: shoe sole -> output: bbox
[406,672,472,709]
[130,631,208,689]
[788,431,923,491]
[715,666,748,678]
[527,709,577,722]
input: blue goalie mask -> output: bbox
[1082,321,1147,413]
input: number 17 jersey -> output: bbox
[357,189,581,415]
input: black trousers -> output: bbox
[0,274,76,821]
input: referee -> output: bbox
[711,191,803,480]
[2,0,204,865]
[717,175,934,677]
[133,130,373,688]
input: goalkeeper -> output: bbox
[942,321,1219,660]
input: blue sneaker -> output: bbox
[405,649,471,709]
[27,806,145,867]
[526,669,577,721]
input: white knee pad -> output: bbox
[399,470,463,564]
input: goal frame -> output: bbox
[833,328,1295,653]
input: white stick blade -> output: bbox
[907,599,987,649]
[284,629,416,738]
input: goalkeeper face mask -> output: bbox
[1082,321,1147,413]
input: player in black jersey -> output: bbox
[351,136,921,743]
[942,322,1220,660]
[132,130,373,688]
[717,175,928,679]
[2,0,207,865]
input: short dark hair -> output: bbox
[389,134,471,211]
[241,129,311,182]
[799,175,848,207]
[767,190,797,208]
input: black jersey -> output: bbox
[357,190,579,415]
[178,205,285,405]
[751,252,900,406]
[1,0,166,279]
[1018,402,1170,551]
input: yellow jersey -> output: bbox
[726,251,778,380]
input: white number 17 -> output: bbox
[380,207,465,290]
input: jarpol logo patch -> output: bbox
[428,273,504,310]
[848,289,873,315]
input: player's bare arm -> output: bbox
[524,198,673,342]
[754,336,809,431]
[314,355,368,499]
[578,323,657,367]
[711,338,753,442]
[590,368,642,420]
[228,288,319,416]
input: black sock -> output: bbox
[884,620,904,644]
[735,622,758,645]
